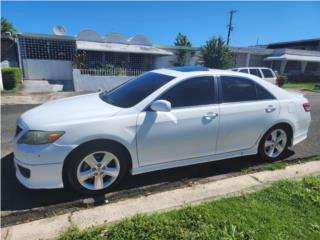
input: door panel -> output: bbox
[217,100,279,153]
[137,105,219,166]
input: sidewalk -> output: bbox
[2,160,320,240]
[1,92,89,105]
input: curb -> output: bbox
[2,160,320,240]
[1,156,316,228]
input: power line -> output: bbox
[226,9,236,45]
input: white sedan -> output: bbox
[13,66,311,195]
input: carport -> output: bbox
[265,49,320,75]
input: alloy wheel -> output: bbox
[264,129,287,158]
[76,151,120,190]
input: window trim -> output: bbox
[217,75,276,104]
[144,75,218,111]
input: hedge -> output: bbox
[1,67,22,90]
[287,74,320,83]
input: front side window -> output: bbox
[100,72,175,108]
[221,76,257,103]
[261,69,274,78]
[249,68,262,78]
[160,76,215,108]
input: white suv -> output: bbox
[232,67,277,85]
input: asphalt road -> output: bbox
[1,93,320,211]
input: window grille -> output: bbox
[19,37,76,61]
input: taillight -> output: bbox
[303,102,311,112]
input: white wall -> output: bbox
[22,59,73,81]
[73,69,132,92]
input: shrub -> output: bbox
[1,67,22,90]
[287,74,320,83]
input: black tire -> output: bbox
[63,141,129,196]
[258,125,290,162]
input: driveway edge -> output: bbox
[2,160,320,240]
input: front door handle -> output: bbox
[265,105,276,113]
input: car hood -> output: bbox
[19,93,122,130]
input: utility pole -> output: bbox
[226,9,236,45]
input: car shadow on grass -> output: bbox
[1,150,295,211]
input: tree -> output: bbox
[200,36,234,69]
[1,17,16,35]
[173,33,192,66]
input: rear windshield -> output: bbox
[99,72,175,108]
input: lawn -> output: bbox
[59,176,320,240]
[283,82,320,93]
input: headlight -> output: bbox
[18,131,65,145]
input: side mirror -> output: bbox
[150,100,171,112]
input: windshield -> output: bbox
[99,72,175,108]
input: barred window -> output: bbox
[19,37,76,61]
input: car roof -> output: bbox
[168,66,210,72]
[153,66,234,77]
[234,67,272,70]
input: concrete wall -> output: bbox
[73,69,132,92]
[22,59,73,81]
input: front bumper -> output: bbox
[13,141,75,189]
[14,157,64,189]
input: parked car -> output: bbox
[231,67,277,85]
[13,66,311,195]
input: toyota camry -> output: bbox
[13,66,311,195]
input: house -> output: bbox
[2,30,319,91]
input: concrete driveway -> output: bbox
[1,93,319,212]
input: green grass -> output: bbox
[59,176,320,240]
[283,82,320,93]
[262,162,287,171]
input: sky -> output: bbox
[2,1,320,47]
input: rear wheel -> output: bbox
[65,142,129,195]
[258,126,290,161]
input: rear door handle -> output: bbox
[204,112,218,120]
[265,105,276,113]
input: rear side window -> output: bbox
[220,76,256,103]
[160,76,215,108]
[249,69,262,78]
[261,69,274,78]
[256,83,275,100]
[239,69,249,73]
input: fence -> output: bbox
[78,68,147,77]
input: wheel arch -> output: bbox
[62,139,133,187]
[261,122,294,147]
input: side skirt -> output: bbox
[131,147,257,175]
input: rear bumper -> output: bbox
[292,115,310,146]
[14,157,64,189]
[292,131,308,146]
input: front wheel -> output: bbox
[65,142,129,195]
[258,126,290,162]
